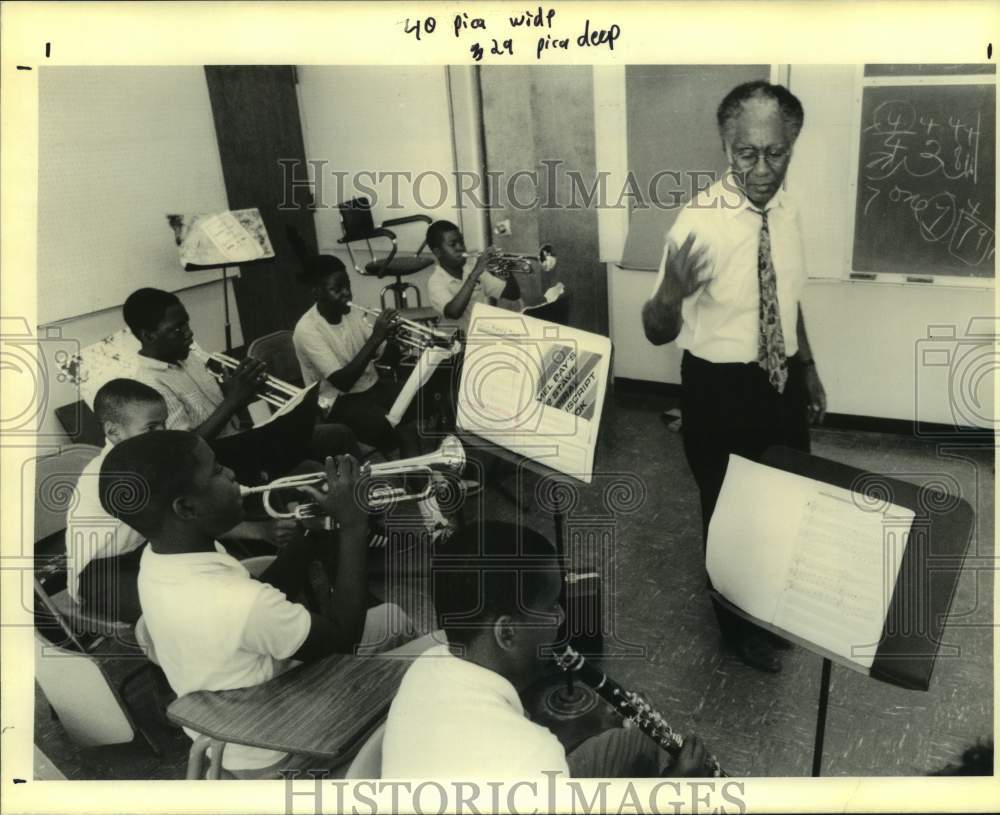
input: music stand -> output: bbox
[710,446,975,776]
[166,209,275,352]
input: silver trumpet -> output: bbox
[238,435,466,522]
[190,347,301,410]
[348,301,460,355]
[462,244,555,279]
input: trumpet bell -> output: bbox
[437,434,465,472]
[369,434,465,477]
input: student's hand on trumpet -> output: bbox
[219,357,269,405]
[298,455,368,536]
[372,308,399,342]
[470,246,500,280]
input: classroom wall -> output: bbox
[478,66,608,336]
[601,65,995,427]
[37,67,236,325]
[37,67,244,445]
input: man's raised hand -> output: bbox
[660,233,710,302]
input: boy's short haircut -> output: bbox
[426,220,461,252]
[123,288,181,336]
[286,224,348,286]
[99,430,202,539]
[300,254,348,287]
[433,520,560,646]
[94,378,165,426]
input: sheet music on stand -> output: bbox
[456,303,611,483]
[707,455,914,672]
[166,208,274,268]
[709,446,980,688]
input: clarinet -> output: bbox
[553,646,727,777]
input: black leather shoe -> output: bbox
[734,634,783,673]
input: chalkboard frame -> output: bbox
[845,66,996,289]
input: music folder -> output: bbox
[209,383,319,481]
[707,446,974,691]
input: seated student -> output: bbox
[426,220,520,336]
[381,520,711,778]
[123,286,359,459]
[290,252,423,459]
[66,379,298,624]
[99,430,413,777]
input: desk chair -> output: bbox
[34,444,132,644]
[33,445,166,753]
[337,197,433,309]
[247,330,304,390]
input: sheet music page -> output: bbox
[707,455,913,670]
[254,382,317,426]
[456,304,611,483]
[772,488,910,668]
[200,211,265,262]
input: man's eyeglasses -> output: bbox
[731,146,791,169]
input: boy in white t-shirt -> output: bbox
[100,430,407,776]
[292,252,429,458]
[66,378,297,624]
[425,220,519,336]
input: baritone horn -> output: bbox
[348,302,460,356]
[462,244,556,279]
[189,346,301,409]
[239,435,466,521]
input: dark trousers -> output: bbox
[680,351,811,643]
[325,380,411,458]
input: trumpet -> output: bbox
[239,435,466,522]
[348,302,460,356]
[190,346,301,409]
[462,244,556,279]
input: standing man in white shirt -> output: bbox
[642,81,827,674]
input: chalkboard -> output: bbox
[852,82,995,279]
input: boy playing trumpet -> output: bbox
[100,432,413,777]
[426,220,520,336]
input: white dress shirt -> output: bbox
[133,344,241,436]
[651,175,806,363]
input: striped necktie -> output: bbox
[756,209,788,393]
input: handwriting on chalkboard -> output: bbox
[858,95,994,269]
[402,6,621,62]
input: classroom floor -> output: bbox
[33,385,994,779]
